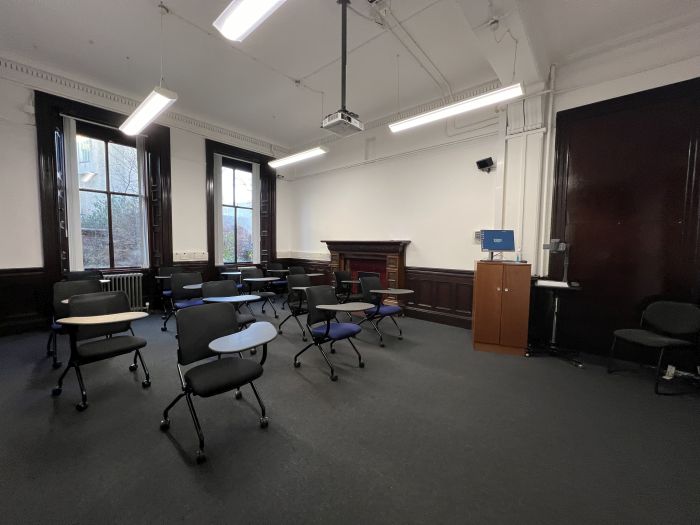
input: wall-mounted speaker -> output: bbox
[476,157,494,173]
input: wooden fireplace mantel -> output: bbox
[322,240,411,289]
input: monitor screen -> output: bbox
[481,230,515,252]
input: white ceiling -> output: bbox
[1,0,699,149]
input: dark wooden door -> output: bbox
[551,78,700,356]
[473,262,503,344]
[500,264,531,348]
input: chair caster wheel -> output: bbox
[51,387,62,397]
[398,336,403,340]
[330,374,338,382]
[380,343,385,347]
[129,363,138,372]
[278,330,283,334]
[330,348,335,354]
[235,390,242,400]
[160,418,170,431]
[294,361,301,368]
[161,315,166,320]
[359,362,365,368]
[259,417,269,428]
[52,361,62,370]
[142,379,151,389]
[302,337,307,342]
[161,327,167,332]
[76,402,89,412]
[262,310,266,314]
[250,348,257,355]
[196,450,207,464]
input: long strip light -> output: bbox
[389,83,523,133]
[268,147,327,169]
[119,86,178,136]
[213,0,287,42]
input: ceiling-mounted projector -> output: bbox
[322,109,364,136]
[322,0,364,136]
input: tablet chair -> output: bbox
[162,272,203,331]
[46,280,102,369]
[609,301,700,395]
[202,280,256,328]
[333,270,363,304]
[359,275,403,347]
[51,291,150,411]
[241,267,278,319]
[160,303,268,463]
[294,285,364,381]
[158,266,177,318]
[288,266,305,275]
[278,274,311,341]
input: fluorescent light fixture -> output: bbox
[268,147,327,169]
[389,83,523,133]
[213,0,287,42]
[119,86,178,136]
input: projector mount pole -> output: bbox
[339,0,349,111]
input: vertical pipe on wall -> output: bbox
[536,64,557,275]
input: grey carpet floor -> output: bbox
[0,306,698,525]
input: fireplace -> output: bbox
[322,240,410,291]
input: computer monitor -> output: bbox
[481,230,515,252]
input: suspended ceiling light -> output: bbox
[119,87,177,136]
[213,0,287,42]
[120,4,177,136]
[268,147,327,169]
[389,83,523,133]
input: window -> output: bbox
[71,122,149,269]
[221,164,254,263]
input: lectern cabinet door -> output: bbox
[499,264,531,348]
[473,263,503,344]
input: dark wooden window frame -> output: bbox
[205,139,277,271]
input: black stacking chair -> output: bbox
[158,266,177,318]
[64,270,103,281]
[241,267,278,318]
[294,285,364,381]
[202,280,256,328]
[162,272,204,331]
[288,266,305,275]
[359,275,403,347]
[334,270,363,304]
[51,291,150,411]
[357,271,380,279]
[267,262,288,302]
[609,301,700,395]
[46,280,102,369]
[278,274,311,341]
[160,303,268,463]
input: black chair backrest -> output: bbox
[644,301,700,336]
[202,280,238,298]
[171,272,202,300]
[158,266,177,290]
[176,303,239,366]
[65,270,102,281]
[69,291,132,341]
[357,271,380,279]
[288,266,305,275]
[53,280,102,319]
[241,267,266,291]
[359,276,382,304]
[287,273,311,293]
[305,285,338,325]
[267,262,283,271]
[334,270,352,293]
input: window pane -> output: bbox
[236,207,253,263]
[222,206,236,263]
[79,190,109,268]
[76,135,106,190]
[235,170,253,208]
[112,195,144,268]
[109,143,139,194]
[222,167,234,206]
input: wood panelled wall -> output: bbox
[550,77,700,358]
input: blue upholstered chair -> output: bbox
[359,275,403,347]
[293,285,364,381]
[161,272,204,331]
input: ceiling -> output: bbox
[1,0,699,149]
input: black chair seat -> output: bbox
[236,313,256,326]
[256,291,276,298]
[185,357,263,398]
[614,329,692,348]
[77,335,147,362]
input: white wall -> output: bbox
[0,78,43,268]
[170,128,207,260]
[276,110,501,270]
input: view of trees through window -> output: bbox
[222,166,254,263]
[77,134,146,269]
